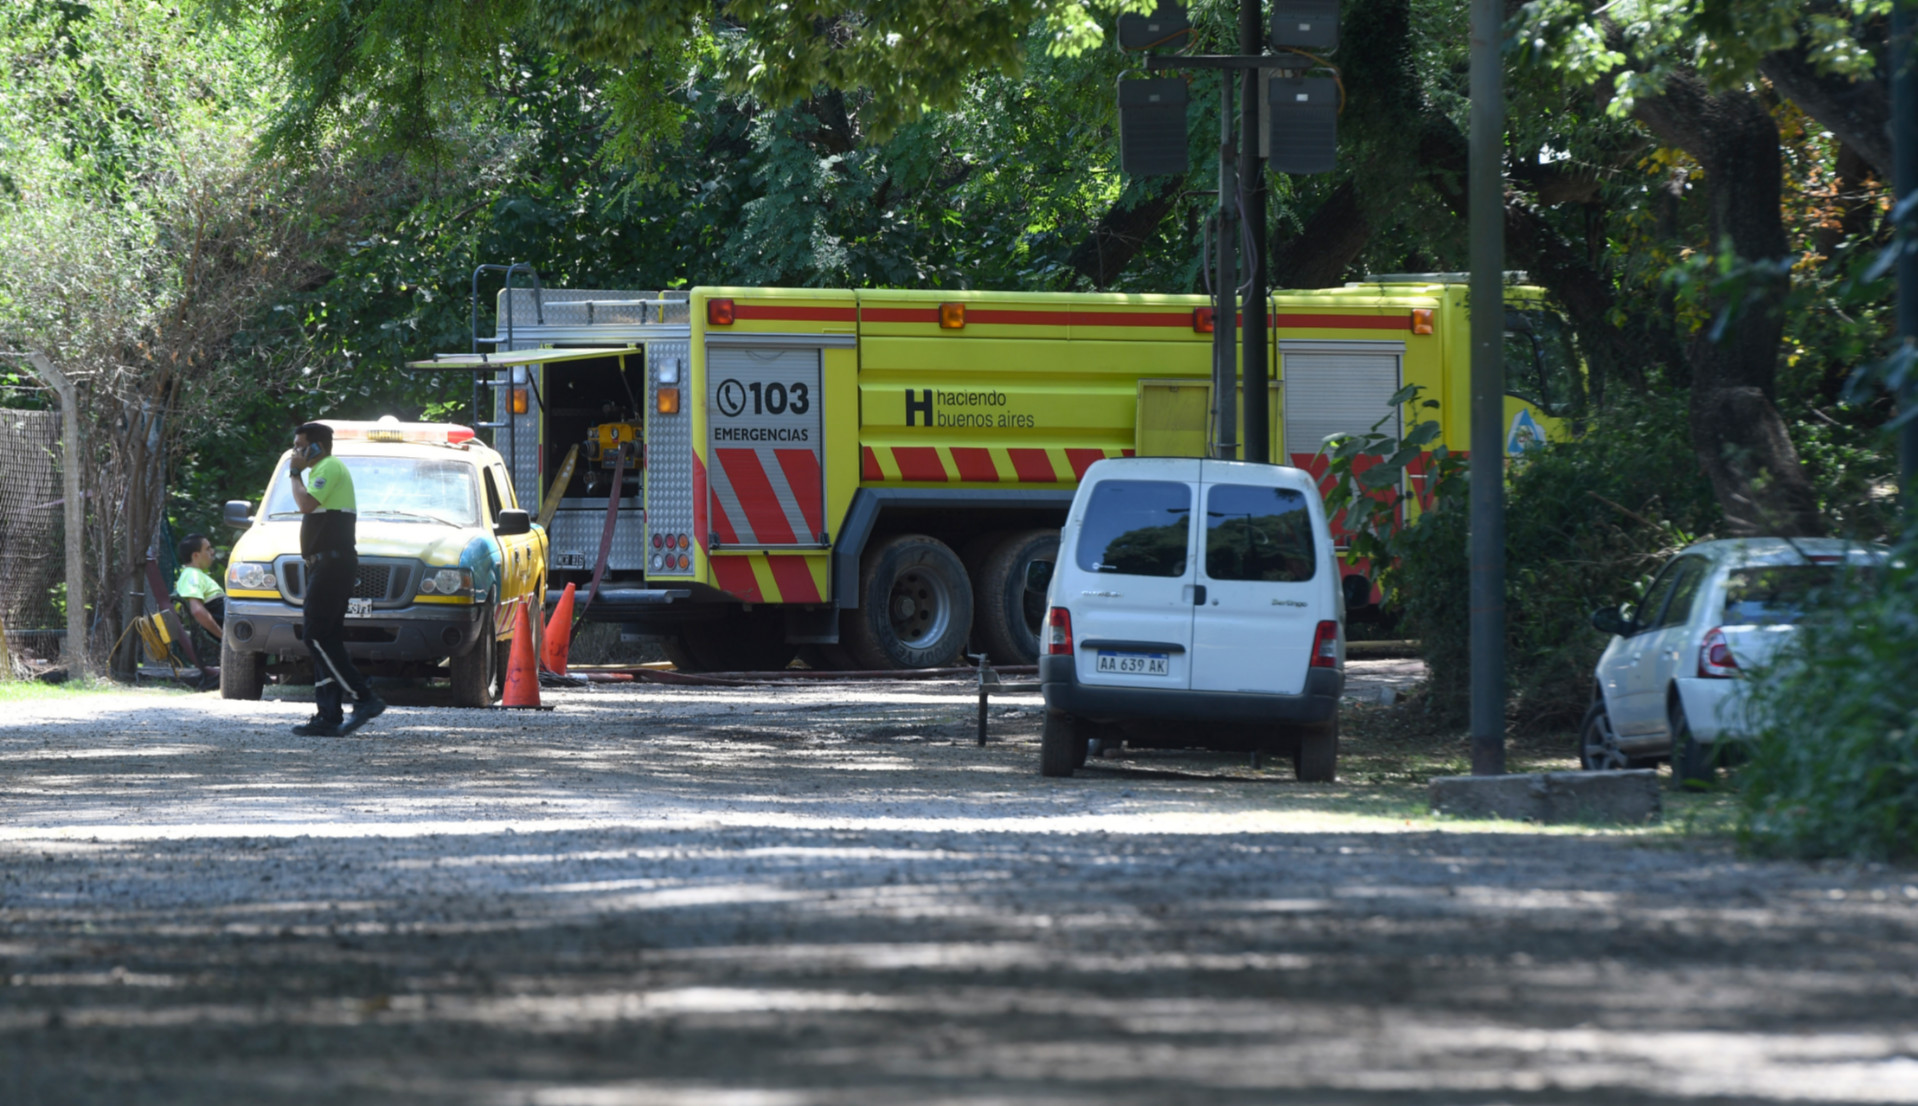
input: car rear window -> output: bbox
[1204,484,1316,582]
[1075,479,1191,577]
[1722,564,1865,624]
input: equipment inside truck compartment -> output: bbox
[539,350,644,501]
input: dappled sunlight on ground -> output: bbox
[2,677,1915,1103]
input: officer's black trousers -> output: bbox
[304,554,373,723]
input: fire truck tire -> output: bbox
[220,635,264,701]
[664,609,798,673]
[974,529,1060,666]
[844,534,974,670]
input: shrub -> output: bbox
[1326,393,1720,731]
[1736,533,1918,861]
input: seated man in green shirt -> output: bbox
[175,533,225,639]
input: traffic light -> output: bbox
[1271,0,1339,52]
[1117,3,1192,52]
[1118,78,1190,177]
[1267,76,1337,174]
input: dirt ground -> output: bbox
[2,663,1916,1104]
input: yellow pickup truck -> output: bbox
[217,419,549,706]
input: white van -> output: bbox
[1038,458,1344,780]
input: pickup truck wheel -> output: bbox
[449,610,497,707]
[844,535,973,670]
[1039,710,1085,778]
[219,635,264,701]
[974,529,1058,666]
[1671,700,1716,790]
[1292,717,1339,782]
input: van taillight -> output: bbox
[1698,627,1738,678]
[1046,608,1074,655]
[1310,621,1339,667]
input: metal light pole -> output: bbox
[1468,0,1506,775]
[1240,0,1270,464]
[1213,72,1240,461]
[1895,2,1917,507]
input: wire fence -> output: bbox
[0,405,65,667]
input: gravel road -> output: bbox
[3,666,1916,1104]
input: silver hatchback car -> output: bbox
[1580,538,1885,785]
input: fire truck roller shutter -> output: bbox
[973,529,1060,666]
[841,534,974,670]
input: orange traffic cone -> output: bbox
[542,582,576,675]
[501,602,542,709]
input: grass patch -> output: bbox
[0,677,190,703]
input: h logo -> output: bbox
[904,388,934,427]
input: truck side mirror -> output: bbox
[495,508,531,536]
[223,500,253,528]
[1589,605,1632,637]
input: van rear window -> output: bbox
[1075,480,1191,578]
[1204,484,1316,582]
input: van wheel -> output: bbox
[974,529,1059,666]
[1293,717,1338,782]
[665,609,798,673]
[1671,700,1716,790]
[449,612,497,707]
[220,635,264,701]
[843,535,973,670]
[1040,711,1085,777]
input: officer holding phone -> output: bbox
[287,422,384,737]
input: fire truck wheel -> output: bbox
[974,529,1060,666]
[665,609,798,673]
[844,534,974,670]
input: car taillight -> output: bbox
[1698,627,1738,678]
[1310,620,1339,668]
[1046,608,1073,655]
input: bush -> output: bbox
[1736,533,1918,861]
[1328,394,1720,731]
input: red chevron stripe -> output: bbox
[710,556,762,602]
[1008,448,1056,483]
[891,446,946,482]
[716,448,797,545]
[773,449,824,539]
[1065,449,1107,479]
[862,445,883,481]
[950,447,998,482]
[693,453,709,551]
[766,556,820,603]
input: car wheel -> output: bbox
[219,634,264,701]
[843,534,974,670]
[1293,717,1338,782]
[1671,699,1716,790]
[973,529,1059,666]
[1577,700,1637,771]
[1039,710,1085,778]
[449,608,497,708]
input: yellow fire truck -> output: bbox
[409,274,1579,671]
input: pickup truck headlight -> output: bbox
[419,568,473,596]
[230,562,277,591]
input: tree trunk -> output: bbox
[1067,176,1186,288]
[1269,180,1371,289]
[1633,76,1825,536]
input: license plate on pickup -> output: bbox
[346,597,373,619]
[552,551,587,570]
[1096,651,1169,676]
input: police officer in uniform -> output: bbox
[287,422,385,736]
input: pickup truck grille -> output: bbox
[275,557,414,606]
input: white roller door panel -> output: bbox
[1280,346,1403,458]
